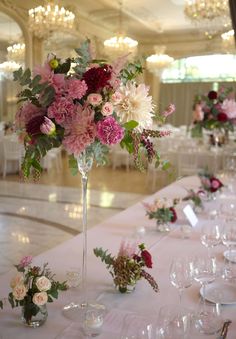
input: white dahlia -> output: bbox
[114,81,154,131]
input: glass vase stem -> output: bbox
[81,173,88,305]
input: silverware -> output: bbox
[218,320,232,339]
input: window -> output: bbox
[162,54,236,83]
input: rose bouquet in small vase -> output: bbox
[198,168,223,200]
[183,189,204,213]
[143,198,178,232]
[0,256,67,327]
[94,242,158,294]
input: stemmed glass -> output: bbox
[200,223,221,258]
[120,313,154,339]
[169,257,194,306]
[221,222,236,280]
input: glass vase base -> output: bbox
[62,302,105,322]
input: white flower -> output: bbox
[36,276,51,292]
[10,273,24,289]
[114,81,154,131]
[221,99,236,119]
[13,284,27,301]
[32,292,48,306]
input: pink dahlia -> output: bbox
[96,117,124,145]
[66,78,88,100]
[15,102,45,129]
[48,96,75,125]
[63,105,96,156]
[221,99,236,120]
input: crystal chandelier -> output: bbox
[146,46,174,77]
[0,61,21,79]
[7,43,25,62]
[28,1,75,39]
[221,29,235,51]
[104,1,138,59]
[184,0,231,38]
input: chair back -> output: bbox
[3,137,23,160]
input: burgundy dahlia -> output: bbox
[208,90,217,100]
[210,177,223,192]
[170,207,177,223]
[141,250,153,268]
[26,115,46,136]
[217,112,228,122]
[83,65,112,94]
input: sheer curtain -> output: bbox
[159,82,236,126]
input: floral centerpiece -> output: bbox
[182,189,204,213]
[198,168,223,199]
[191,87,236,141]
[94,242,158,294]
[14,39,174,178]
[0,256,67,327]
[143,198,178,231]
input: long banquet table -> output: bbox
[0,176,236,338]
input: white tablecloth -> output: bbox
[0,176,235,338]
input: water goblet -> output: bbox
[83,304,105,337]
[169,257,194,306]
[200,223,221,258]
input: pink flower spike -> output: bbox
[161,103,175,117]
[19,255,33,268]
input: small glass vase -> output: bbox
[115,283,136,294]
[21,303,48,327]
[156,221,170,232]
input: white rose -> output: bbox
[13,284,27,301]
[32,292,48,306]
[10,273,24,289]
[35,276,51,292]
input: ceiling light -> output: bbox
[28,1,75,39]
[0,61,21,79]
[7,43,25,62]
[146,46,174,77]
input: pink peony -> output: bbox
[48,96,75,125]
[15,102,45,129]
[101,102,113,116]
[96,117,124,145]
[221,99,236,120]
[87,93,103,106]
[66,79,87,100]
[63,105,97,156]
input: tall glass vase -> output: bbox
[63,149,94,317]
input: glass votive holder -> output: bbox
[83,305,105,337]
[180,225,192,239]
[66,267,81,288]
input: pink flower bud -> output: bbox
[40,117,55,135]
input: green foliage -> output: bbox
[68,154,78,176]
[120,60,143,83]
[191,124,203,138]
[74,39,91,76]
[93,247,114,268]
[123,120,139,131]
[54,58,71,74]
[89,141,109,166]
[120,131,134,154]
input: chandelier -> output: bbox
[0,61,21,79]
[221,29,235,51]
[28,1,75,39]
[104,1,138,59]
[184,0,231,38]
[7,43,25,62]
[146,46,174,76]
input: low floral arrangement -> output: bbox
[13,39,175,179]
[94,242,158,294]
[143,198,179,226]
[191,87,236,137]
[198,168,223,195]
[0,256,67,326]
[182,189,204,212]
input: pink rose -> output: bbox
[87,93,103,106]
[36,276,51,291]
[10,274,24,289]
[101,102,113,116]
[111,91,122,104]
[32,292,48,306]
[13,284,27,301]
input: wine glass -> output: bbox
[220,202,236,222]
[169,257,194,306]
[120,313,154,339]
[221,222,236,280]
[200,223,221,258]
